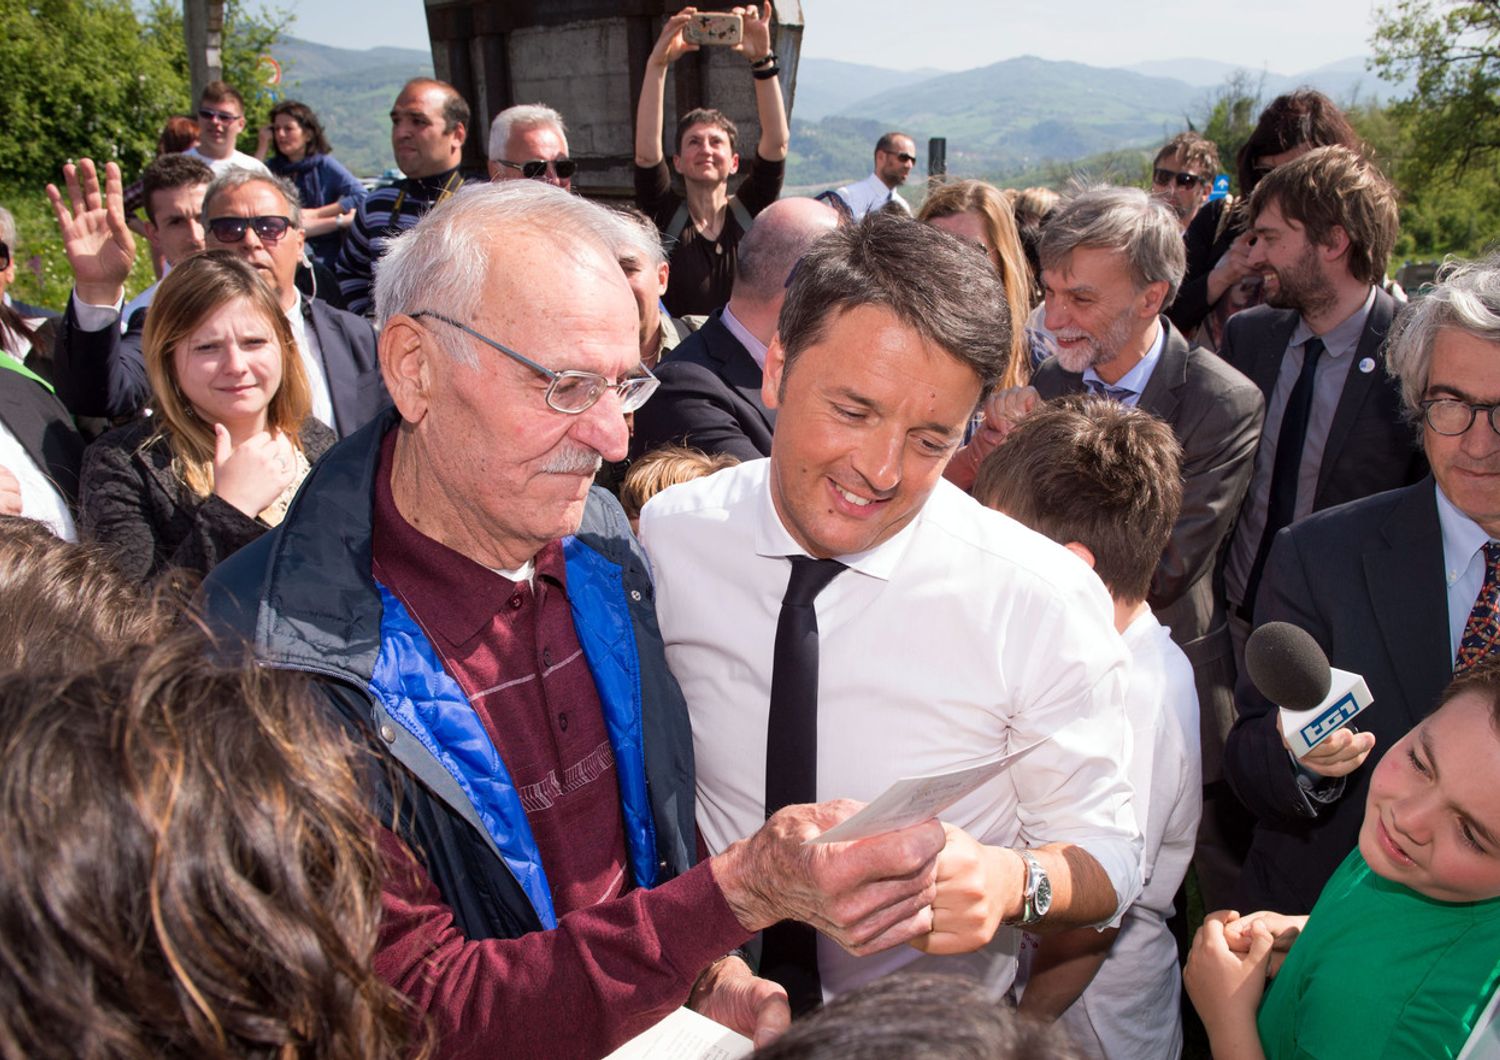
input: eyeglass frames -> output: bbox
[207,215,293,244]
[411,311,659,415]
[1152,167,1207,189]
[1420,398,1500,437]
[494,157,579,181]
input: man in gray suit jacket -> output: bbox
[948,186,1264,908]
[1225,252,1500,912]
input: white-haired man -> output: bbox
[488,103,574,191]
[201,181,948,1057]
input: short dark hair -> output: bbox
[199,79,245,111]
[752,972,1082,1059]
[1237,89,1362,197]
[268,99,333,156]
[875,131,911,155]
[778,210,1012,393]
[1155,131,1220,177]
[1248,145,1399,288]
[140,153,213,223]
[401,77,470,134]
[676,107,738,154]
[973,396,1184,603]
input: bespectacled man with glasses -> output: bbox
[488,103,576,191]
[1219,253,1500,925]
[1149,132,1219,232]
[186,81,272,179]
[832,131,917,221]
[202,180,958,1059]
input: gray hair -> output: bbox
[601,205,667,273]
[0,206,15,248]
[488,103,568,161]
[201,169,303,229]
[1038,185,1186,305]
[778,210,1011,392]
[374,180,618,368]
[1387,252,1500,419]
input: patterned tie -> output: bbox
[1456,542,1500,673]
[761,556,847,1015]
[1084,377,1135,403]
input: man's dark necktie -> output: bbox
[1083,377,1135,403]
[1456,542,1500,673]
[761,555,846,1015]
[1244,337,1325,612]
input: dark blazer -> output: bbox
[1224,477,1452,913]
[1033,318,1265,645]
[0,361,85,507]
[80,417,335,583]
[1219,287,1427,516]
[53,294,388,438]
[629,310,776,463]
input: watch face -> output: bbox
[1034,873,1053,916]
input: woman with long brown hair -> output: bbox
[79,251,333,581]
[917,180,1036,389]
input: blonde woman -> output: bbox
[80,251,332,581]
[917,179,1035,389]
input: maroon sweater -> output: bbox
[368,434,749,1058]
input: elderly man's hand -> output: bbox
[689,954,790,1048]
[45,158,137,308]
[942,385,1041,491]
[907,823,1024,955]
[0,466,22,517]
[711,800,943,956]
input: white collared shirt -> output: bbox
[719,303,768,371]
[0,417,75,541]
[640,458,1142,1000]
[286,295,335,430]
[834,172,912,221]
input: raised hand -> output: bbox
[45,158,137,307]
[732,2,775,62]
[212,424,296,519]
[711,799,944,956]
[943,384,1042,490]
[648,7,699,69]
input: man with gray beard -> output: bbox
[952,186,1264,910]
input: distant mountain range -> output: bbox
[262,37,1407,190]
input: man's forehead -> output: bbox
[207,182,288,216]
[1042,247,1128,290]
[508,124,566,154]
[393,89,444,117]
[152,183,208,216]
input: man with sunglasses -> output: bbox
[1149,132,1218,232]
[202,181,949,1057]
[186,81,271,178]
[832,132,916,221]
[48,162,384,439]
[337,78,469,318]
[1224,252,1500,917]
[488,103,575,191]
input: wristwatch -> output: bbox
[1010,850,1052,926]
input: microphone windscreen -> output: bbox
[1245,621,1332,710]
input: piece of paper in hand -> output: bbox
[603,1006,753,1060]
[807,738,1048,845]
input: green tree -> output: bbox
[1198,70,1266,193]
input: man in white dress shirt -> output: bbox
[640,211,1141,1006]
[833,133,916,220]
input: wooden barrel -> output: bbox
[422,0,804,198]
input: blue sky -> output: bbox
[263,0,1384,75]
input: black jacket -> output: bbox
[53,293,388,437]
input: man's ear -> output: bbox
[728,151,741,177]
[379,315,434,425]
[762,335,786,409]
[1138,279,1171,319]
[1063,541,1096,570]
[453,122,468,148]
[656,261,670,298]
[1319,224,1351,265]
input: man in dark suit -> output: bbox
[47,160,386,438]
[1225,252,1500,912]
[960,186,1263,908]
[630,197,838,463]
[1219,147,1426,646]
[0,358,85,540]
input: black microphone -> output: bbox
[1245,622,1371,758]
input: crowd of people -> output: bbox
[1,3,1499,1057]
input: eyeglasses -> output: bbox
[494,157,579,181]
[198,107,243,125]
[1152,167,1206,189]
[1420,398,1500,437]
[207,215,293,244]
[412,311,659,414]
[0,241,9,270]
[885,151,917,164]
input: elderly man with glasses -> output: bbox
[488,103,577,190]
[200,180,950,1059]
[48,163,385,438]
[185,80,272,178]
[1222,251,1500,918]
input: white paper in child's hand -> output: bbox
[808,738,1049,845]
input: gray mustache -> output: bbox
[542,446,604,475]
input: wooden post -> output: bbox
[183,0,225,102]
